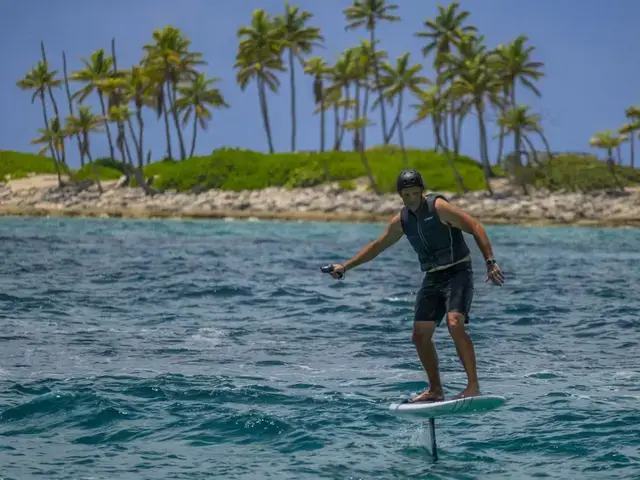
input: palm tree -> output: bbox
[175,73,230,158]
[619,122,639,167]
[377,52,431,167]
[70,49,117,160]
[352,39,388,149]
[235,9,285,154]
[29,116,65,185]
[344,0,400,144]
[16,60,63,170]
[624,105,640,167]
[343,117,379,193]
[64,106,105,192]
[60,51,86,166]
[121,66,155,166]
[342,44,372,151]
[107,104,155,195]
[98,77,144,168]
[324,49,359,151]
[497,105,553,193]
[589,130,626,191]
[273,3,324,152]
[444,35,503,194]
[142,26,205,161]
[493,35,545,167]
[304,56,330,151]
[39,41,66,165]
[64,105,105,167]
[407,86,467,192]
[415,1,477,152]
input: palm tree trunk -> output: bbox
[353,83,361,151]
[370,29,388,143]
[441,112,450,151]
[397,92,408,168]
[616,145,622,165]
[384,113,400,143]
[453,104,466,157]
[168,80,187,160]
[97,92,116,160]
[361,86,370,149]
[126,119,141,166]
[83,133,103,194]
[522,135,543,166]
[631,134,635,168]
[190,116,198,158]
[161,92,173,160]
[122,127,135,166]
[433,112,467,193]
[289,48,297,152]
[40,42,66,166]
[333,104,340,150]
[320,102,325,152]
[38,91,63,185]
[337,85,350,150]
[495,86,509,166]
[358,145,378,194]
[606,149,624,191]
[136,108,145,168]
[257,77,275,153]
[450,103,458,156]
[511,86,522,170]
[62,51,85,166]
[496,124,505,167]
[476,103,494,195]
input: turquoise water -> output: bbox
[0,216,639,480]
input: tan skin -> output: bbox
[327,186,504,401]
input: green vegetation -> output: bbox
[0,150,57,180]
[0,147,489,193]
[4,147,639,195]
[10,1,640,197]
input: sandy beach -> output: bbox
[1,174,639,227]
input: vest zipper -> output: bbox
[416,219,433,263]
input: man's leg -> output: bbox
[446,312,480,398]
[411,321,444,401]
[444,264,480,398]
[410,278,446,402]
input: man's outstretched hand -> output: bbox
[486,262,504,286]
[322,263,346,280]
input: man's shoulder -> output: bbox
[426,192,451,211]
[426,192,449,201]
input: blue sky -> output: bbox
[1,0,639,168]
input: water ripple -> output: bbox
[0,217,639,479]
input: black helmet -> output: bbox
[396,169,424,192]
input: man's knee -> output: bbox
[412,321,436,344]
[446,312,467,333]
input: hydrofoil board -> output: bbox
[389,394,506,418]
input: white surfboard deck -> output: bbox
[389,394,507,418]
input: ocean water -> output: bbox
[0,216,638,480]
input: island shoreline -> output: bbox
[1,176,639,229]
[1,204,639,229]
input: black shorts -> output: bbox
[414,261,474,325]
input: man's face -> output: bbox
[399,186,423,211]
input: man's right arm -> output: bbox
[342,213,404,273]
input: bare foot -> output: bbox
[453,386,481,400]
[411,388,444,403]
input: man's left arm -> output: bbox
[435,198,494,261]
[435,197,504,285]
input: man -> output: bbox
[324,168,504,402]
